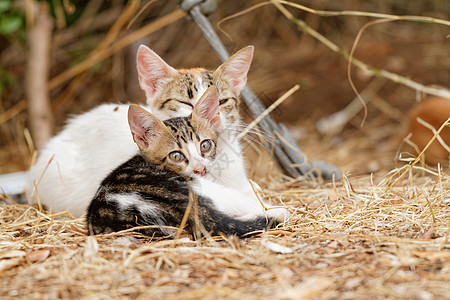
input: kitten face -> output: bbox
[128,86,221,178]
[149,115,218,178]
[136,45,253,131]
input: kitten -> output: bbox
[27,46,261,217]
[87,87,280,237]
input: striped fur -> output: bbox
[87,88,277,237]
[87,155,275,237]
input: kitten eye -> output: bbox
[200,139,213,153]
[219,97,235,105]
[168,151,185,163]
[219,98,229,105]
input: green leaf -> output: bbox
[0,15,22,35]
[0,1,11,14]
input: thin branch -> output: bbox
[26,1,54,150]
[47,9,186,91]
[274,0,450,27]
[219,1,450,100]
[272,1,450,99]
[51,0,139,111]
[347,18,392,126]
[316,78,386,135]
[0,101,27,125]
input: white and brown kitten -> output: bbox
[27,46,262,217]
[87,87,280,237]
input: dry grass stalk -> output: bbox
[1,160,448,298]
[51,0,140,112]
[316,77,386,135]
[218,1,450,100]
[47,8,186,91]
[274,0,450,26]
[416,118,450,153]
[238,84,300,139]
[385,117,450,190]
[0,101,27,126]
[272,1,450,100]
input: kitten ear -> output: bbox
[128,104,167,149]
[136,45,178,101]
[192,86,220,130]
[214,45,254,96]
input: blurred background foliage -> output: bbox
[0,0,448,173]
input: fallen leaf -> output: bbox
[262,241,293,254]
[344,277,363,290]
[419,226,434,240]
[0,257,23,272]
[0,250,26,260]
[328,240,338,249]
[27,250,50,263]
[83,236,99,258]
[280,267,294,280]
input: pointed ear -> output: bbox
[128,104,166,150]
[136,45,178,101]
[214,45,253,96]
[192,86,220,130]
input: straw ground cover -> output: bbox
[1,134,448,299]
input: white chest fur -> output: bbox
[26,104,253,217]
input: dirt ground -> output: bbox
[0,1,449,299]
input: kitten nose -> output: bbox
[193,166,206,176]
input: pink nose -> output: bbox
[193,166,206,176]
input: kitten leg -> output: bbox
[191,178,290,221]
[197,205,278,237]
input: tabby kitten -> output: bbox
[27,46,256,217]
[87,87,277,237]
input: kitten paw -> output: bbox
[266,207,291,222]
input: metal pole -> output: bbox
[181,0,342,180]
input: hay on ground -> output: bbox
[1,160,448,299]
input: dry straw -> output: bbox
[1,158,449,298]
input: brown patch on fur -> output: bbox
[98,207,115,219]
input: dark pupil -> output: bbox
[201,140,211,152]
[170,151,183,162]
